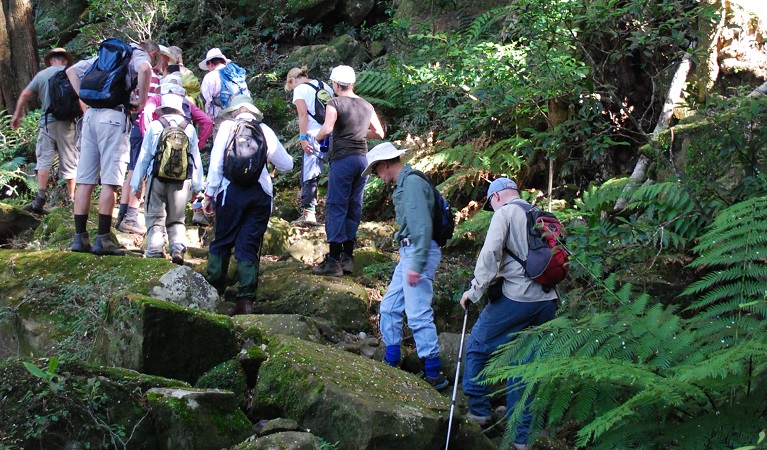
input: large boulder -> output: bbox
[150,265,220,312]
[256,259,370,331]
[234,314,340,344]
[337,0,375,25]
[0,249,178,358]
[0,358,188,449]
[235,431,324,449]
[0,203,39,244]
[90,294,239,384]
[147,387,252,449]
[252,336,494,450]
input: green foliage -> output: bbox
[0,110,39,202]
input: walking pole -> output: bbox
[445,306,469,450]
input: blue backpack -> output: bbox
[216,62,250,109]
[79,38,135,109]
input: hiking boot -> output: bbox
[312,255,343,277]
[192,210,210,227]
[425,374,449,391]
[23,190,48,214]
[70,232,92,253]
[227,298,253,316]
[171,249,184,265]
[340,253,353,275]
[466,412,492,427]
[117,217,146,235]
[291,209,317,226]
[92,234,126,256]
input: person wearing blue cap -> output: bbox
[459,177,559,450]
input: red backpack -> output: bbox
[505,202,569,290]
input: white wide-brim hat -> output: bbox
[362,142,406,177]
[158,93,184,115]
[198,47,230,71]
[160,74,186,95]
[220,94,263,121]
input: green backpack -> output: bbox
[152,117,192,182]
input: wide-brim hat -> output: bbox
[157,93,184,115]
[362,142,406,177]
[483,177,518,211]
[220,94,263,120]
[44,47,73,66]
[159,45,178,64]
[198,47,230,71]
[160,74,186,95]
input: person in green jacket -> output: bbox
[362,142,448,391]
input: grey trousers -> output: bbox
[144,176,190,257]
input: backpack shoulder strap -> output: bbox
[159,117,170,128]
[502,200,533,266]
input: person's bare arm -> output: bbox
[366,110,384,139]
[10,89,35,130]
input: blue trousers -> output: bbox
[210,182,271,263]
[380,241,442,360]
[462,296,557,444]
[325,155,368,244]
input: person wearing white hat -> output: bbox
[11,47,79,213]
[312,65,385,276]
[362,142,449,391]
[458,177,559,450]
[130,93,203,264]
[201,94,293,316]
[198,47,232,119]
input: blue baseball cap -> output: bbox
[483,177,518,211]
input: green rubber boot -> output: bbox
[206,252,230,293]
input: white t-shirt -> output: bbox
[292,80,334,135]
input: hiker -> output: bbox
[199,48,248,120]
[11,47,80,212]
[363,142,448,391]
[459,177,559,450]
[284,66,334,225]
[66,39,159,255]
[155,45,176,77]
[312,65,384,276]
[114,46,164,235]
[130,92,202,264]
[141,74,213,226]
[202,94,293,315]
[167,45,201,107]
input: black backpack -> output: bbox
[407,170,455,247]
[223,119,268,187]
[79,38,135,109]
[45,70,82,121]
[301,80,333,124]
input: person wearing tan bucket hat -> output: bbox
[363,142,449,391]
[11,47,79,213]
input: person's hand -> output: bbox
[202,196,214,216]
[10,115,21,130]
[406,269,421,287]
[460,291,471,310]
[300,137,314,155]
[132,186,142,197]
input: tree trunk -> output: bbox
[0,0,39,114]
[614,45,695,210]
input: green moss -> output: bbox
[195,359,248,411]
[247,346,268,361]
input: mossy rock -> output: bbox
[234,313,339,344]
[327,34,371,67]
[147,387,252,449]
[0,249,177,358]
[256,259,370,332]
[31,202,103,249]
[90,294,238,384]
[283,44,343,75]
[234,431,323,449]
[195,359,248,411]
[262,216,293,256]
[252,336,493,450]
[0,203,39,245]
[0,358,188,449]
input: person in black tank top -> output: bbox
[312,65,385,276]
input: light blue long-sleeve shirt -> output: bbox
[131,113,203,193]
